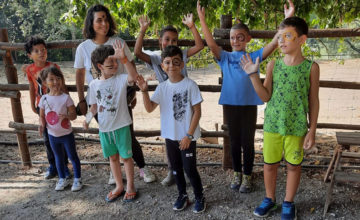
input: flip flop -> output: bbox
[123,191,138,202]
[105,189,125,203]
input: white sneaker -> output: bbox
[161,170,175,186]
[108,171,116,185]
[71,178,83,192]
[55,178,70,191]
[142,167,156,183]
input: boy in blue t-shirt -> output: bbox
[196,0,294,193]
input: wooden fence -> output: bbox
[1,16,360,167]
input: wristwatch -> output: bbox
[186,133,194,140]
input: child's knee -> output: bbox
[286,163,301,172]
[122,157,133,164]
[264,163,279,172]
[109,154,119,162]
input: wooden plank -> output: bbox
[324,147,339,182]
[335,172,360,183]
[336,132,360,145]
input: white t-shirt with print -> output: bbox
[74,37,134,101]
[88,74,132,132]
[145,49,188,83]
[151,77,202,141]
[38,93,74,137]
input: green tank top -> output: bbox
[264,59,313,136]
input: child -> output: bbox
[84,41,138,202]
[23,36,69,180]
[196,0,294,193]
[240,17,319,220]
[38,66,82,192]
[134,13,204,186]
[137,45,205,213]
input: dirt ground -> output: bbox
[0,59,360,219]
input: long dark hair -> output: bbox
[83,4,117,39]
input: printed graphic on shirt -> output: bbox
[43,97,70,129]
[96,86,117,116]
[172,90,188,121]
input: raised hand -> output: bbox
[284,0,295,18]
[197,0,206,21]
[110,40,126,60]
[182,13,194,29]
[240,54,260,75]
[136,75,148,92]
[138,15,150,32]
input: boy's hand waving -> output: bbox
[197,0,206,21]
[182,13,194,29]
[110,40,126,60]
[240,54,260,76]
[284,0,295,18]
[136,75,148,92]
[139,15,150,32]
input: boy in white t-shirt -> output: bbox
[137,45,205,213]
[83,41,138,202]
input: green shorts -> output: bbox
[99,126,132,159]
[263,132,304,165]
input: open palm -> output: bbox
[240,54,260,75]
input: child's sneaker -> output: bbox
[55,178,70,191]
[193,196,206,213]
[44,168,57,180]
[281,201,297,220]
[230,171,241,190]
[161,171,175,186]
[239,174,252,193]
[71,178,83,192]
[108,171,116,185]
[141,166,156,183]
[253,197,278,217]
[173,194,189,211]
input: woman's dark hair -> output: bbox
[24,36,46,54]
[40,66,65,83]
[83,4,117,39]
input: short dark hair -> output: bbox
[83,4,117,39]
[279,16,308,36]
[40,66,64,83]
[159,25,178,38]
[24,36,46,54]
[91,45,115,74]
[161,45,183,61]
[231,21,250,35]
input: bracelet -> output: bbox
[248,71,258,76]
[120,56,128,64]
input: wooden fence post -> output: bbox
[0,28,31,167]
[220,15,233,170]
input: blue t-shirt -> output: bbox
[217,48,264,105]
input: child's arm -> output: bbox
[182,13,204,57]
[197,0,221,60]
[83,104,97,130]
[304,62,320,150]
[179,103,201,150]
[134,15,152,65]
[59,105,77,121]
[38,108,46,137]
[262,0,295,60]
[112,40,139,83]
[76,68,87,115]
[136,75,158,112]
[240,54,273,102]
[28,81,38,114]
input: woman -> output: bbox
[74,4,156,184]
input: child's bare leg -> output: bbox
[264,163,279,200]
[109,154,124,193]
[284,163,301,202]
[123,157,135,195]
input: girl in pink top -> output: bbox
[38,66,82,192]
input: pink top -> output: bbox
[38,93,74,137]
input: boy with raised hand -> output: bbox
[23,36,70,180]
[134,13,204,186]
[240,17,320,220]
[84,40,139,202]
[196,0,294,193]
[137,45,206,213]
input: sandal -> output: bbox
[105,189,125,203]
[123,191,138,202]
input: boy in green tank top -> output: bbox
[240,17,320,220]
